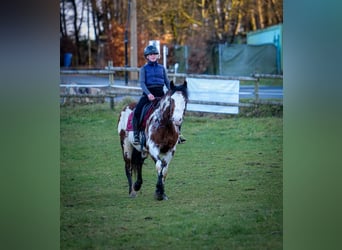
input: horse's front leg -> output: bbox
[154,159,169,201]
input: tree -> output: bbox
[60,0,283,72]
[60,0,88,66]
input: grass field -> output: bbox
[240,78,283,87]
[60,103,282,249]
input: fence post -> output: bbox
[254,77,260,102]
[173,63,179,83]
[108,61,114,86]
[110,95,114,110]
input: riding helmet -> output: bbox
[144,45,159,57]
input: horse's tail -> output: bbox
[131,147,144,175]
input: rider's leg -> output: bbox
[132,115,140,144]
[133,95,148,145]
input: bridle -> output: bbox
[153,89,186,127]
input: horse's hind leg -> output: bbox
[124,158,133,195]
[133,162,143,192]
[130,148,144,197]
[126,163,139,198]
[122,140,135,197]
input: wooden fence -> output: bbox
[60,64,283,112]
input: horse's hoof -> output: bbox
[129,191,137,198]
[154,192,163,200]
[154,192,168,201]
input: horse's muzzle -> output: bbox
[172,118,183,126]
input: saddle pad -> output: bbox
[126,112,134,131]
[126,100,159,131]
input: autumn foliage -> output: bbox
[60,0,282,73]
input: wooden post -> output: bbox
[87,0,91,67]
[110,96,114,110]
[173,63,179,83]
[108,61,114,86]
[129,0,138,82]
[254,77,260,102]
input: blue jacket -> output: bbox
[139,61,170,95]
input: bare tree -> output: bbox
[60,0,283,71]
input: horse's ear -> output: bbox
[170,80,175,90]
[183,80,187,88]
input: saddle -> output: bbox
[126,100,160,132]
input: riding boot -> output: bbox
[178,125,186,144]
[132,116,140,145]
[178,134,187,144]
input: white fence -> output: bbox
[60,65,282,114]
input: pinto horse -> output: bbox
[117,81,188,200]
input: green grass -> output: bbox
[61,103,282,249]
[240,78,283,87]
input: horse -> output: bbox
[117,81,188,200]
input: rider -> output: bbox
[132,44,187,145]
[132,45,170,144]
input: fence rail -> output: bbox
[60,65,283,112]
[60,68,283,81]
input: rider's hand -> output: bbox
[148,94,155,101]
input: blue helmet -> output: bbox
[144,45,159,57]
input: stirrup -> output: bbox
[133,133,140,145]
[133,138,140,145]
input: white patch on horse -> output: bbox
[117,106,136,160]
[171,92,186,126]
[117,106,132,134]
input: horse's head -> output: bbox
[169,80,188,126]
